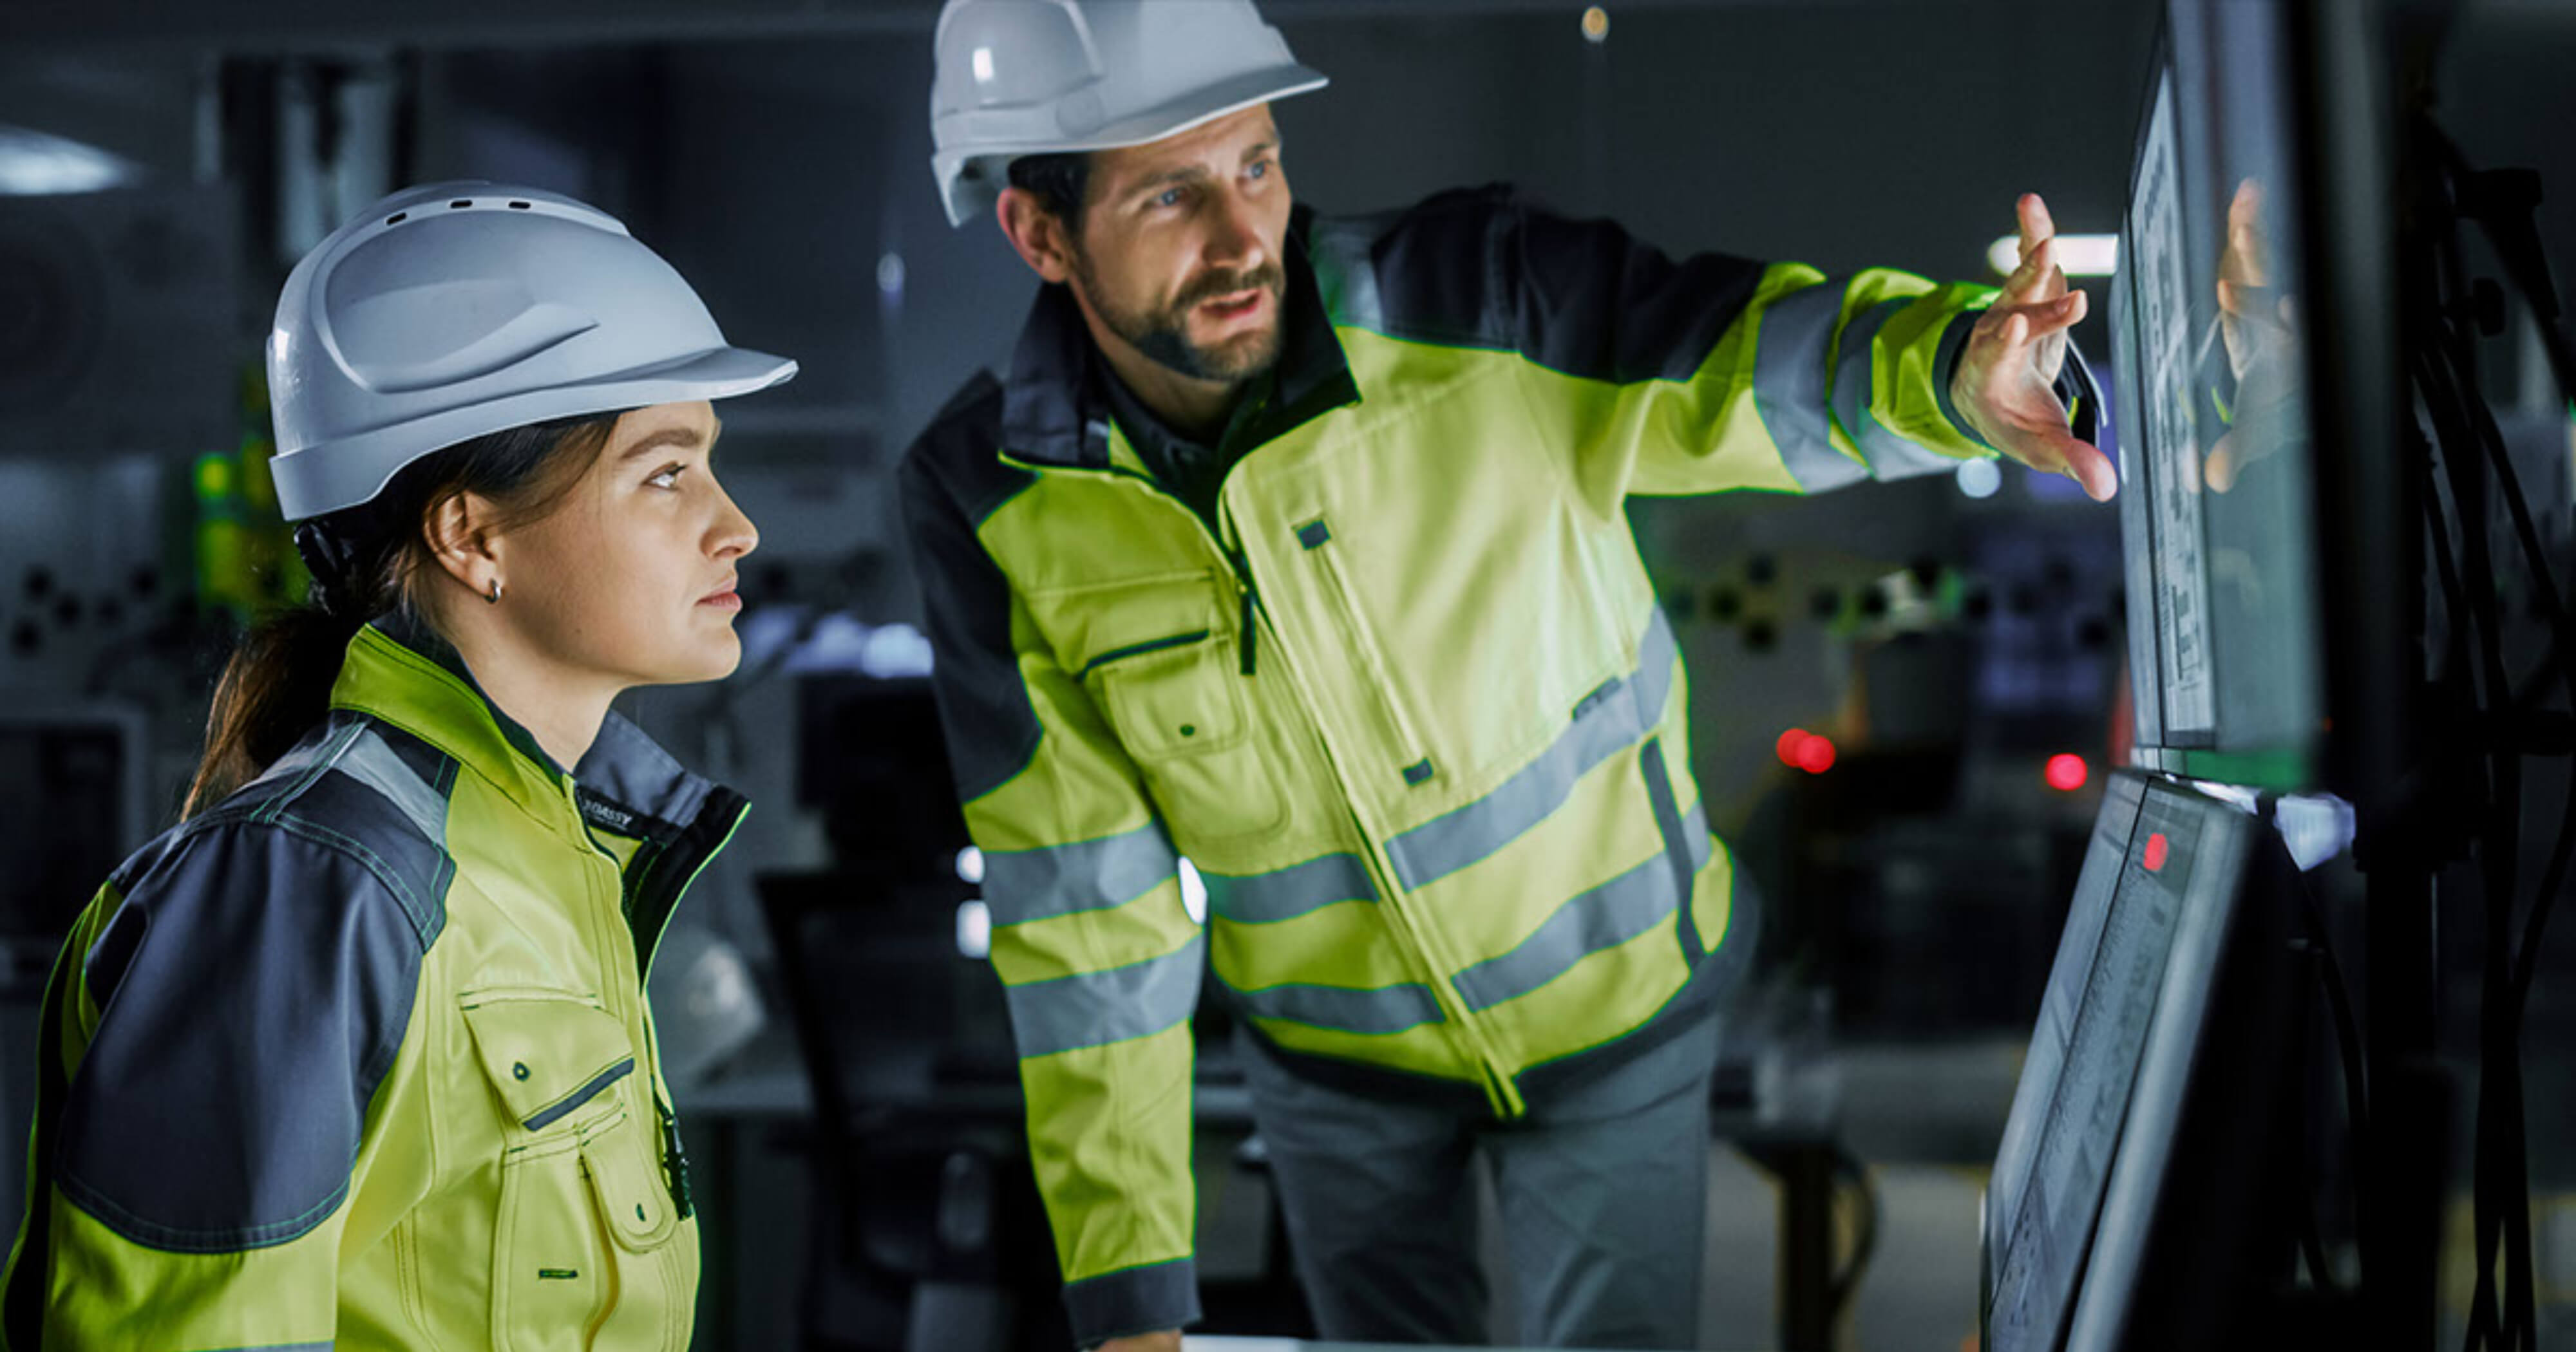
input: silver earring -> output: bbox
[486,579,504,605]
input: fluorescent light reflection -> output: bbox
[1986,232,2119,279]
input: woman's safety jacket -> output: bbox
[3,617,745,1351]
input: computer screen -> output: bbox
[1981,770,2269,1352]
[2062,778,2294,1351]
[2110,2,2327,787]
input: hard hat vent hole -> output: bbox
[385,212,407,225]
[508,200,531,209]
[450,199,473,209]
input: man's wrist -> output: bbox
[1932,308,1998,451]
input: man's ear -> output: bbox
[998,187,1079,286]
[422,491,505,600]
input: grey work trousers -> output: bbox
[1236,1015,1719,1350]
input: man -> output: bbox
[899,3,2110,1349]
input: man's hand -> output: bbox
[2204,178,2298,493]
[1095,1333,1182,1352]
[1949,192,2117,502]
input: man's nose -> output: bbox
[1204,186,1267,272]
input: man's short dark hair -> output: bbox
[1007,152,1093,237]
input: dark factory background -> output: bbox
[4,1,2575,1349]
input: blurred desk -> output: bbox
[676,1030,1257,1352]
[675,1030,1927,1339]
[1180,1329,1752,1339]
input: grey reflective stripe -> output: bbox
[1642,738,1706,965]
[236,718,366,804]
[337,729,451,848]
[1386,609,1680,890]
[1005,933,1203,1058]
[1832,296,1971,480]
[1204,852,1376,925]
[1450,796,1714,1013]
[984,822,1177,927]
[1220,977,1445,1035]
[1753,280,1871,492]
[524,1056,635,1132]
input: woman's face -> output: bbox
[492,400,757,688]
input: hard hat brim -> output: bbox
[272,344,797,521]
[937,62,1328,226]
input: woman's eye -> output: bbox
[647,464,685,489]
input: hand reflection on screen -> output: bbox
[2202,178,2300,493]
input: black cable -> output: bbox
[2427,120,2576,1352]
[2414,346,2512,1352]
[2430,326,2576,1008]
[2421,261,2571,1352]
[2420,341,2539,1352]
[2426,126,2576,406]
[2418,435,2475,720]
[2441,295,2563,1352]
[2296,869,2371,1156]
[2290,876,2363,1296]
[2406,437,2504,1346]
[2445,348,2576,1352]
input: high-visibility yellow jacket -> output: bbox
[901,185,2067,1345]
[3,616,744,1351]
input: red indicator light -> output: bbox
[1777,728,1812,766]
[2143,832,2170,872]
[1796,734,1837,774]
[2045,753,2089,792]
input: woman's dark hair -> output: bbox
[183,411,623,816]
[1008,151,1094,238]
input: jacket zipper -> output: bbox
[574,791,704,1220]
[998,447,1524,1116]
[1302,532,1433,783]
[1228,546,1261,675]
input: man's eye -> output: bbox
[1155,187,1185,209]
[1247,161,1271,181]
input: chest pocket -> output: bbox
[1061,572,1286,844]
[463,990,685,1352]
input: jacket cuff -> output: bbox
[1065,1256,1200,1349]
[2055,339,2106,454]
[1931,309,1995,451]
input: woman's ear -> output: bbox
[422,491,505,600]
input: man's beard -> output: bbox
[1077,254,1286,385]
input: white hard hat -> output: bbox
[929,0,1328,228]
[266,181,797,522]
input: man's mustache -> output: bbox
[1175,265,1285,311]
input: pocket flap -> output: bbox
[460,990,638,1131]
[1097,638,1249,758]
[583,1118,680,1252]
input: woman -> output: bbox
[2,181,794,1350]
